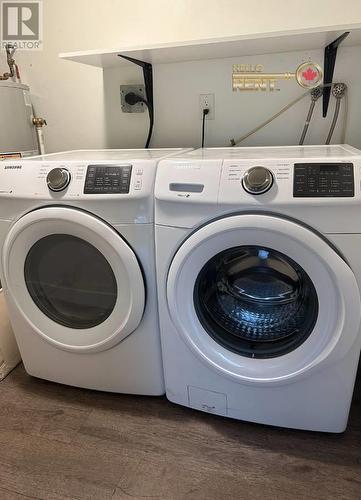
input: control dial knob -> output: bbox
[242,166,273,195]
[47,168,71,192]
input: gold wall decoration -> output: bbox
[232,62,323,92]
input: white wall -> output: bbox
[8,0,361,152]
[104,46,361,149]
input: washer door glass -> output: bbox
[24,234,117,329]
[194,245,318,358]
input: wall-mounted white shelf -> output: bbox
[60,24,361,68]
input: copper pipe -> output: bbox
[0,44,16,81]
[32,117,47,155]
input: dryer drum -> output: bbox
[194,246,319,359]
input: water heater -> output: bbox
[0,80,38,157]
[0,79,24,378]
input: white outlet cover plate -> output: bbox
[199,93,215,120]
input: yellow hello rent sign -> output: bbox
[232,62,323,91]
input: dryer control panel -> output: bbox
[84,165,132,194]
[293,163,354,197]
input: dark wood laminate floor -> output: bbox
[0,365,360,500]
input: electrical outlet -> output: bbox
[199,93,215,120]
[120,84,146,113]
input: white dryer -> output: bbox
[155,145,361,431]
[0,148,190,395]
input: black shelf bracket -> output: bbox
[322,32,349,118]
[118,55,154,147]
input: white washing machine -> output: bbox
[0,148,190,395]
[155,145,361,431]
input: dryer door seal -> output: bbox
[167,214,361,385]
[3,207,145,353]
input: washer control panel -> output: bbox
[293,163,354,197]
[84,164,132,194]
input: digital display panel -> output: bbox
[319,164,340,173]
[293,163,354,197]
[84,164,132,194]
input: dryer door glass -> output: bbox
[194,245,318,358]
[24,234,117,329]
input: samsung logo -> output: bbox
[4,165,22,169]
